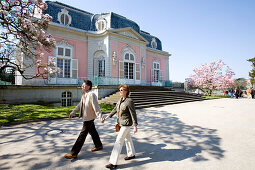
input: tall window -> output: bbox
[153,62,160,82]
[62,91,72,106]
[124,52,135,79]
[98,60,105,77]
[57,47,71,78]
[124,63,134,79]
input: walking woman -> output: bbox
[103,84,138,169]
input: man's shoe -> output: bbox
[91,146,103,152]
[124,155,136,160]
[105,163,117,169]
[64,153,77,159]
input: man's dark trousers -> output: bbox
[71,120,102,155]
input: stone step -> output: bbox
[134,97,204,106]
[131,93,204,101]
[98,86,206,108]
[131,92,203,98]
[132,96,204,103]
[135,99,204,109]
[130,91,202,96]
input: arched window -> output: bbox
[94,51,105,77]
[62,91,72,106]
[124,52,135,79]
[58,8,72,26]
[125,53,135,61]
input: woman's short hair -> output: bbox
[84,80,92,90]
[118,84,130,96]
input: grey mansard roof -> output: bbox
[44,1,162,51]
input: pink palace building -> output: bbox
[17,1,171,87]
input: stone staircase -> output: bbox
[98,86,206,109]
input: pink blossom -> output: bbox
[187,59,235,92]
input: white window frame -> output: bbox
[123,52,135,80]
[93,51,106,78]
[72,59,78,79]
[51,41,78,85]
[152,61,160,82]
[124,62,134,80]
[61,91,72,106]
[56,46,72,78]
[135,63,140,81]
[98,59,105,77]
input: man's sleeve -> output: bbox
[91,93,103,120]
[70,102,81,116]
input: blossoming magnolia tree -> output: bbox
[187,59,235,95]
[0,0,57,79]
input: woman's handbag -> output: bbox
[115,123,120,132]
[115,111,120,132]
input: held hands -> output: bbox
[101,117,105,123]
[101,116,110,123]
[69,113,73,119]
[133,126,138,134]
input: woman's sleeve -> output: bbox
[108,104,117,118]
[128,99,138,126]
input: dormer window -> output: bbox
[58,8,72,26]
[96,18,107,31]
[151,38,157,49]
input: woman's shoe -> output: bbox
[105,163,117,169]
[124,155,135,160]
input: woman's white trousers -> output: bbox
[109,126,135,165]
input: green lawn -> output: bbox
[202,94,230,99]
[0,104,114,125]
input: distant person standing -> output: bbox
[234,88,239,99]
[229,88,234,98]
[252,89,255,99]
[64,80,104,159]
[239,89,243,98]
[247,89,252,99]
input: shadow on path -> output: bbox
[118,108,224,169]
[0,108,224,169]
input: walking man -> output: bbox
[64,80,104,159]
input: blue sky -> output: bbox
[48,0,255,82]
